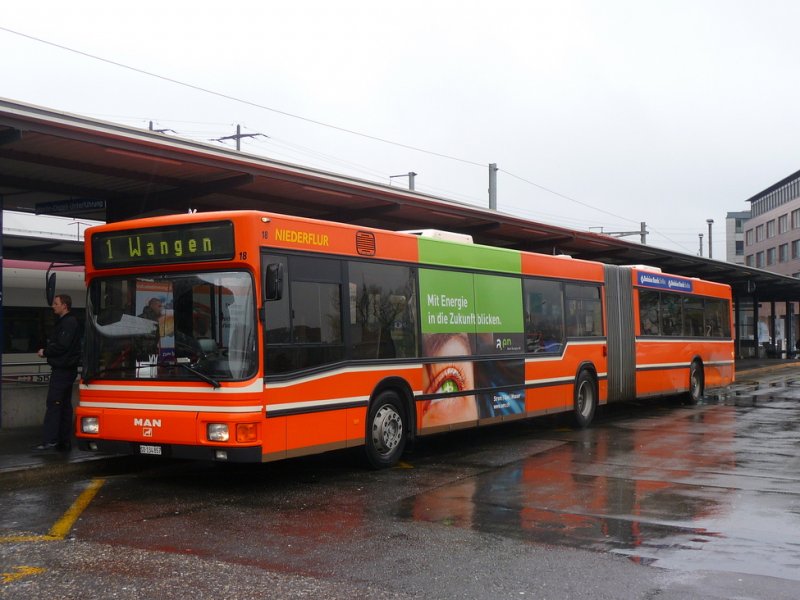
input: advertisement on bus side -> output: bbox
[419,269,525,428]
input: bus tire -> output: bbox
[686,361,704,405]
[573,370,597,428]
[365,390,407,469]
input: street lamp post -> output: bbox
[706,219,714,259]
[698,233,703,256]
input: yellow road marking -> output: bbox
[2,566,45,584]
[0,478,105,543]
[0,534,46,543]
[47,478,105,539]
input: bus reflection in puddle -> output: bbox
[398,405,759,570]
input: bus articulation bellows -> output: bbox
[75,210,734,467]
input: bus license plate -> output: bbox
[139,444,162,456]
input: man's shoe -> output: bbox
[33,443,58,451]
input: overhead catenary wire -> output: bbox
[0,26,485,168]
[0,25,695,254]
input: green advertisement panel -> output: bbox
[417,237,521,274]
[472,274,523,334]
[419,268,524,344]
[419,269,476,334]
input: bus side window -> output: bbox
[705,299,730,338]
[347,261,418,360]
[565,284,602,338]
[682,296,704,337]
[265,262,284,301]
[264,254,345,374]
[660,293,682,336]
[524,279,564,352]
[639,290,660,336]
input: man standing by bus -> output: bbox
[34,294,81,451]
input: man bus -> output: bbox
[75,211,734,467]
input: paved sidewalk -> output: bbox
[0,425,122,482]
[1,358,798,481]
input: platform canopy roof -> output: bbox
[1,97,799,302]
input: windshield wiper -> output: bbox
[84,360,221,388]
[171,358,221,388]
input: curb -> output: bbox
[735,362,800,379]
[0,454,137,486]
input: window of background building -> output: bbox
[756,251,765,267]
[735,240,744,256]
[793,209,800,228]
[736,218,745,233]
[779,214,789,234]
[767,247,776,265]
[779,243,788,262]
[767,220,776,238]
[746,255,753,266]
[746,229,753,245]
[793,240,800,260]
[756,225,765,242]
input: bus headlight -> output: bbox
[207,423,229,442]
[81,417,99,434]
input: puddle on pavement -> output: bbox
[398,401,800,580]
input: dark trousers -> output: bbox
[42,368,77,445]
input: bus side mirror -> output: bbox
[265,263,284,301]
[46,271,57,306]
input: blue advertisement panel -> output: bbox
[637,272,693,293]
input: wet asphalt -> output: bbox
[2,361,800,598]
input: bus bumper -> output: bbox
[76,439,263,462]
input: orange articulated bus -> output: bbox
[75,210,734,467]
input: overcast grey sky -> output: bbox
[4,0,800,257]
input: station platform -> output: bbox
[1,358,798,482]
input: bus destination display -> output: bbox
[92,221,235,268]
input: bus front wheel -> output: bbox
[365,391,407,469]
[573,370,597,428]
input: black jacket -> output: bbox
[44,312,82,370]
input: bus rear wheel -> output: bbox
[365,391,407,469]
[573,370,597,428]
[686,361,704,405]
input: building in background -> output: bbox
[725,210,749,265]
[744,173,800,277]
[743,171,800,356]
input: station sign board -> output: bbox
[35,199,106,216]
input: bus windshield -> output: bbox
[84,270,257,383]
